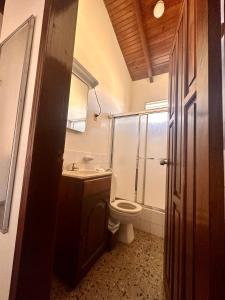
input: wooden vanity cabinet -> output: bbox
[54,174,111,287]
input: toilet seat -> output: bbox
[110,199,142,214]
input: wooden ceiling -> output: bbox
[104,0,183,81]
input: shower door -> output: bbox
[111,115,140,201]
[137,112,168,210]
[111,110,168,210]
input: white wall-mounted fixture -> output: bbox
[72,58,98,89]
[83,154,94,162]
[153,0,165,19]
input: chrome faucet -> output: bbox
[71,162,79,171]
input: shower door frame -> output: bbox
[110,108,168,212]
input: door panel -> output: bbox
[170,43,178,118]
[174,16,184,198]
[187,0,196,89]
[173,206,180,300]
[79,192,109,274]
[164,0,225,299]
[164,121,175,291]
[184,98,196,300]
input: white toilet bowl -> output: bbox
[110,199,142,244]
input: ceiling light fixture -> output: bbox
[153,0,165,19]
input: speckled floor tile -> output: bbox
[51,230,165,300]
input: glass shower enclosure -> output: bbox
[111,110,168,212]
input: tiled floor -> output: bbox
[51,230,165,300]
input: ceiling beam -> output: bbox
[132,0,153,83]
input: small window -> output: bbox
[145,99,168,111]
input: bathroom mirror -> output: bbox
[67,59,98,133]
[0,16,35,233]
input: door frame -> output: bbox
[9,0,79,299]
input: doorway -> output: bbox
[50,0,168,296]
[9,0,225,299]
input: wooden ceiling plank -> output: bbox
[122,50,145,62]
[122,41,143,52]
[128,63,148,70]
[152,64,169,76]
[104,0,129,12]
[113,18,137,34]
[119,34,140,47]
[116,24,139,37]
[131,60,149,68]
[132,72,149,81]
[109,4,134,21]
[112,14,136,29]
[123,49,143,59]
[123,46,143,56]
[120,38,142,50]
[109,2,134,19]
[132,0,153,82]
[116,30,139,41]
[148,35,174,47]
[145,12,180,28]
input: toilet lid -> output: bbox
[110,200,142,214]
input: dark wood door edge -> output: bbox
[9,0,78,299]
[0,0,5,14]
[9,1,53,298]
[221,23,225,38]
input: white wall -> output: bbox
[64,0,131,170]
[130,73,169,112]
[133,208,165,238]
[0,1,45,299]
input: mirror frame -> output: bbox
[66,59,98,132]
[72,58,98,89]
[0,16,35,233]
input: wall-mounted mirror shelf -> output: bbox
[67,59,98,133]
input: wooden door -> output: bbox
[164,1,225,300]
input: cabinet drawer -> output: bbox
[83,176,111,198]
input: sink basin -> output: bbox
[62,169,112,179]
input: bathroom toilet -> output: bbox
[109,174,142,244]
[110,200,142,244]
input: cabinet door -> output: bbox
[79,193,109,274]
